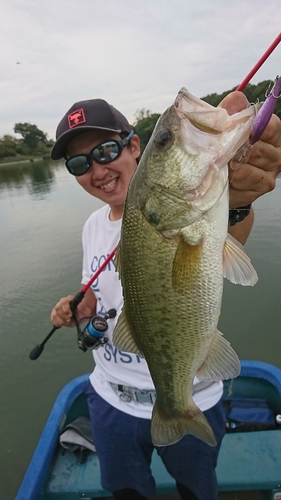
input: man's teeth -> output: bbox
[101,179,116,190]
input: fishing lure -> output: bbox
[250,75,281,145]
[231,75,281,170]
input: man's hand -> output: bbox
[219,91,281,209]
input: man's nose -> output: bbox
[90,160,109,179]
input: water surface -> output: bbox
[0,160,280,499]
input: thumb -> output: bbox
[218,91,249,116]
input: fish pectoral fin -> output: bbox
[113,309,143,357]
[172,237,202,292]
[223,233,258,286]
[151,401,217,447]
[196,329,240,381]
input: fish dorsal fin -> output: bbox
[113,309,143,357]
[196,330,240,381]
[172,237,202,293]
[223,233,258,286]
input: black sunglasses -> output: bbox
[65,130,134,176]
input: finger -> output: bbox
[248,142,280,173]
[258,114,281,147]
[50,311,70,327]
[50,296,74,326]
[229,165,276,207]
[218,91,249,115]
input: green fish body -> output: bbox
[113,88,259,447]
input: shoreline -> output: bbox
[0,157,48,167]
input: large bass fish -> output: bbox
[113,88,258,447]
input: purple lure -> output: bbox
[250,75,281,145]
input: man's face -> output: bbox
[66,130,140,217]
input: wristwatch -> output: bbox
[228,204,252,226]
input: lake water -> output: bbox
[0,159,280,499]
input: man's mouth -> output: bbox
[100,178,117,191]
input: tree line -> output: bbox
[0,123,54,160]
[1,80,280,161]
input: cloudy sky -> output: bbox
[1,0,280,140]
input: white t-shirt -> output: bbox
[82,204,223,418]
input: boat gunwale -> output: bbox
[15,373,90,500]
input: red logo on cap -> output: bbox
[68,109,86,128]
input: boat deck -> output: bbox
[43,429,281,499]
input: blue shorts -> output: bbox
[83,380,226,500]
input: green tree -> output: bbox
[133,109,160,153]
[14,123,48,152]
[0,135,18,159]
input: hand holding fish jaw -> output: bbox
[228,114,281,207]
[219,91,281,208]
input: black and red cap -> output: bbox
[51,98,131,160]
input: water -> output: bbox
[0,160,280,499]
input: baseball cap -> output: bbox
[51,99,131,160]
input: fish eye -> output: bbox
[154,129,173,148]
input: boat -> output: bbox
[16,360,281,500]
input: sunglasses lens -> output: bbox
[65,134,130,176]
[92,141,120,163]
[67,156,90,176]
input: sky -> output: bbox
[1,0,280,140]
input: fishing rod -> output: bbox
[29,247,117,360]
[237,33,281,91]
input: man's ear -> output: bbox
[131,134,141,159]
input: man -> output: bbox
[50,92,281,500]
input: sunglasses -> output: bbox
[65,130,134,176]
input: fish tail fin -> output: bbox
[151,401,217,447]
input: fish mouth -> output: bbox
[174,87,228,135]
